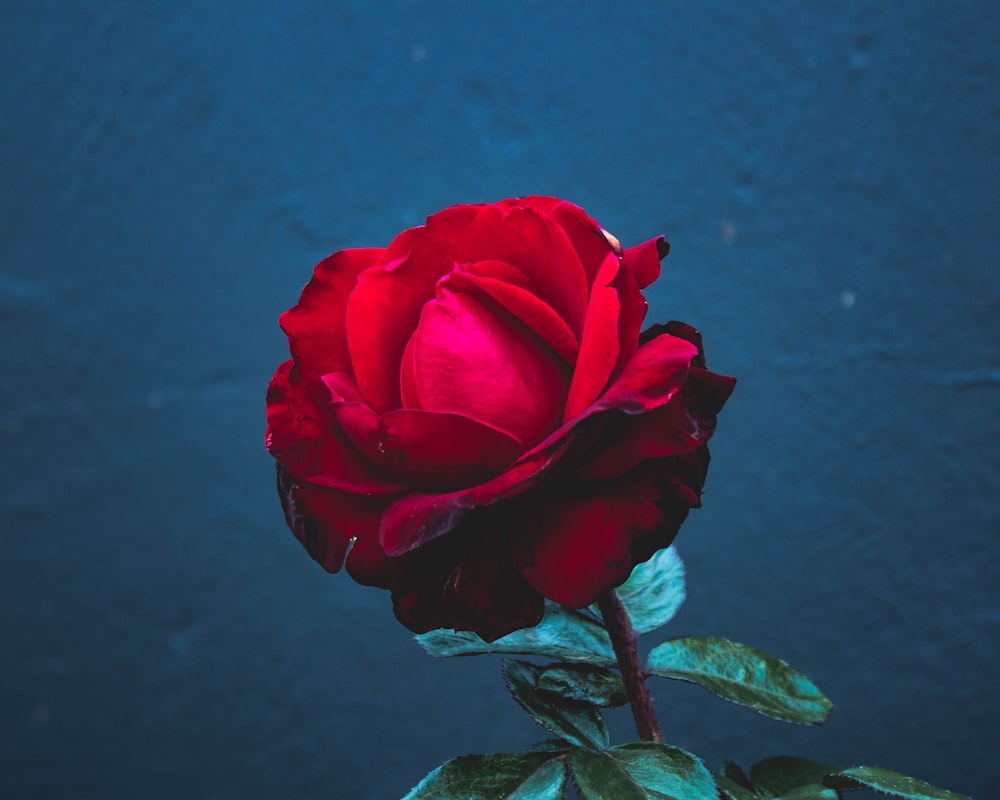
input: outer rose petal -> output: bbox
[512,458,702,607]
[549,200,615,284]
[574,365,736,481]
[622,236,669,290]
[265,360,403,493]
[563,252,622,422]
[384,517,545,640]
[345,204,481,413]
[278,247,384,378]
[276,465,387,573]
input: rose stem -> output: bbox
[595,589,664,742]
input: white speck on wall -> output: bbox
[720,220,737,245]
[411,44,428,63]
[840,290,856,309]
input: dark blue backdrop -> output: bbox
[2,3,996,798]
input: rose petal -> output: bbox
[512,460,700,607]
[345,205,480,413]
[574,366,737,481]
[378,431,585,556]
[278,248,384,378]
[445,204,590,338]
[323,372,526,491]
[265,360,403,493]
[412,289,569,447]
[275,465,387,573]
[379,518,545,640]
[439,268,579,364]
[549,200,614,284]
[563,252,622,422]
[622,236,668,290]
[442,520,545,641]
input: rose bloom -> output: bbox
[266,197,735,641]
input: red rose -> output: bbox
[266,197,735,641]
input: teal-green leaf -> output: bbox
[613,545,687,634]
[569,748,648,800]
[401,752,567,800]
[569,743,717,800]
[750,756,842,799]
[824,766,974,800]
[536,664,628,707]
[502,659,610,750]
[610,742,718,799]
[417,604,615,665]
[647,637,833,725]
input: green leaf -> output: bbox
[569,748,648,800]
[536,664,628,707]
[402,752,567,800]
[569,743,717,800]
[824,766,974,800]
[750,757,842,799]
[647,637,833,725]
[417,604,615,665]
[502,659,610,750]
[613,545,687,634]
[610,742,718,799]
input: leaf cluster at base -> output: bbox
[408,547,970,800]
[402,741,716,800]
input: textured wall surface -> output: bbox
[2,3,997,798]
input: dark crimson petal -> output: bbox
[265,360,404,493]
[439,269,579,364]
[574,366,737,481]
[381,517,545,640]
[445,203,590,339]
[563,252,622,422]
[511,458,702,608]
[278,247,384,378]
[412,289,570,447]
[581,331,697,415]
[378,430,588,556]
[345,205,481,413]
[276,465,387,574]
[441,517,545,641]
[344,515,406,589]
[622,236,668,290]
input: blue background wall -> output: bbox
[2,3,996,798]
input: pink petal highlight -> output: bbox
[412,289,569,447]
